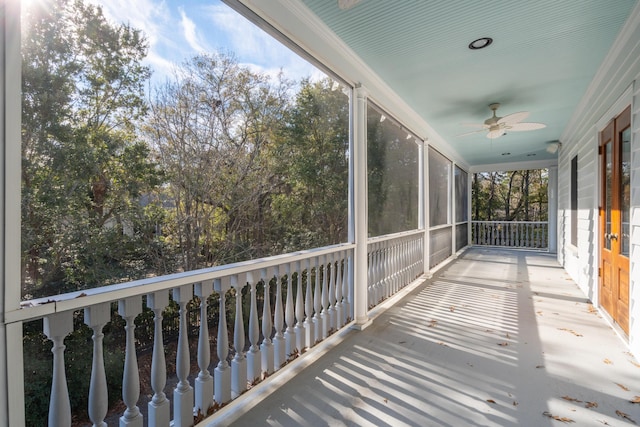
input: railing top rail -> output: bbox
[471,220,548,225]
[9,242,355,324]
[367,229,424,244]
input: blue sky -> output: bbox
[89,0,322,83]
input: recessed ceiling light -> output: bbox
[502,152,510,156]
[469,37,493,50]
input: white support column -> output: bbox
[353,85,370,328]
[468,172,473,247]
[194,280,214,414]
[451,163,457,257]
[424,143,432,277]
[118,296,143,427]
[419,142,425,262]
[2,2,25,426]
[548,165,558,253]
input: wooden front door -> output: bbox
[599,106,631,334]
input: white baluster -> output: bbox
[194,280,213,415]
[367,250,373,307]
[313,257,321,344]
[335,252,344,329]
[261,268,274,375]
[273,266,285,369]
[44,312,73,427]
[342,251,353,323]
[304,258,315,349]
[147,291,170,426]
[328,252,337,332]
[320,255,329,339]
[284,263,295,359]
[84,303,110,427]
[231,274,247,398]
[118,296,143,427]
[246,271,261,383]
[172,285,194,427]
[214,277,232,404]
[294,260,305,352]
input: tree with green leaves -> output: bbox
[271,78,350,251]
[472,170,548,222]
[21,0,160,297]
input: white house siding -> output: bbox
[558,2,640,357]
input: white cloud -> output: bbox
[203,3,320,82]
[179,7,208,54]
[87,0,325,84]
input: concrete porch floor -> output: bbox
[209,248,640,426]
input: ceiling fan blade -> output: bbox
[487,129,505,139]
[456,129,486,137]
[461,123,489,128]
[508,122,546,131]
[498,111,529,125]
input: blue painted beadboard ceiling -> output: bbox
[301,0,637,167]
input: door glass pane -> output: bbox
[605,142,612,250]
[620,127,631,257]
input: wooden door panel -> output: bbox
[599,106,630,334]
[617,264,629,334]
[601,258,614,313]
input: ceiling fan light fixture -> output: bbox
[468,37,493,50]
[487,128,505,139]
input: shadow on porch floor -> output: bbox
[206,248,640,427]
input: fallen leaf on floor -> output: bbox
[630,360,640,368]
[486,399,497,404]
[450,306,455,312]
[498,342,509,346]
[537,311,544,316]
[616,410,636,424]
[437,341,448,347]
[629,396,640,404]
[543,411,575,423]
[536,365,545,369]
[506,332,511,339]
[562,396,583,403]
[428,319,438,327]
[597,420,611,425]
[558,328,583,337]
[398,341,406,344]
[585,401,598,408]
[588,304,598,314]
[616,383,630,391]
[604,359,613,365]
[513,401,519,406]
[384,398,388,404]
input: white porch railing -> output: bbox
[10,230,428,426]
[12,244,355,426]
[472,221,548,249]
[367,230,424,308]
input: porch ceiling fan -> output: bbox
[458,103,546,139]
